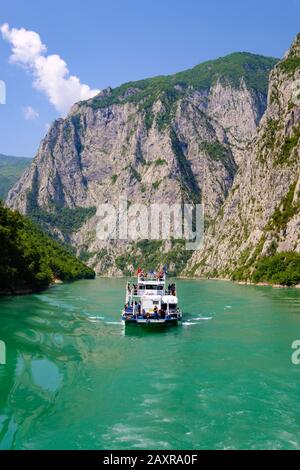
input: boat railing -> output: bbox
[127,287,176,298]
[137,274,166,282]
[128,288,166,297]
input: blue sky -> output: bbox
[0,0,299,157]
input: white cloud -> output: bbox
[23,105,39,120]
[1,23,100,114]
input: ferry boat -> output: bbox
[121,269,182,326]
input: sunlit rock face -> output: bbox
[187,34,300,279]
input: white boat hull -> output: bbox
[122,313,182,326]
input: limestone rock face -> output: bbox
[6,52,276,274]
[187,35,300,279]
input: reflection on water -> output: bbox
[0,278,300,449]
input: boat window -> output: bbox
[169,304,177,309]
[153,301,159,305]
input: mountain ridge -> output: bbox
[6,50,278,275]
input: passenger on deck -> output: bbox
[154,306,159,319]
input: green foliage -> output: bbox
[93,249,113,272]
[261,119,279,153]
[85,53,277,131]
[28,205,97,236]
[154,158,167,166]
[171,52,277,94]
[78,249,97,262]
[267,182,299,231]
[232,183,300,285]
[252,252,300,286]
[96,248,108,260]
[111,174,118,184]
[152,180,161,190]
[115,239,192,277]
[155,89,180,131]
[276,126,300,165]
[201,141,236,176]
[278,57,300,76]
[0,202,95,294]
[0,154,32,200]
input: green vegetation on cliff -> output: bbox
[278,57,300,76]
[0,154,31,200]
[86,53,277,132]
[28,205,97,237]
[0,202,95,294]
[115,239,192,277]
[253,252,300,286]
[88,53,277,111]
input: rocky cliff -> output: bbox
[187,35,300,284]
[6,52,277,275]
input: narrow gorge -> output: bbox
[6,52,277,276]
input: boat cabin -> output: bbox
[122,270,181,324]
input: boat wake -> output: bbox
[194,316,213,321]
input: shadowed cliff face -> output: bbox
[6,52,276,275]
[187,34,300,280]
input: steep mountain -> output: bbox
[6,52,277,275]
[0,202,95,295]
[0,154,31,200]
[187,34,300,285]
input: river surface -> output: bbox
[0,278,300,450]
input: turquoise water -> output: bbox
[0,278,300,450]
